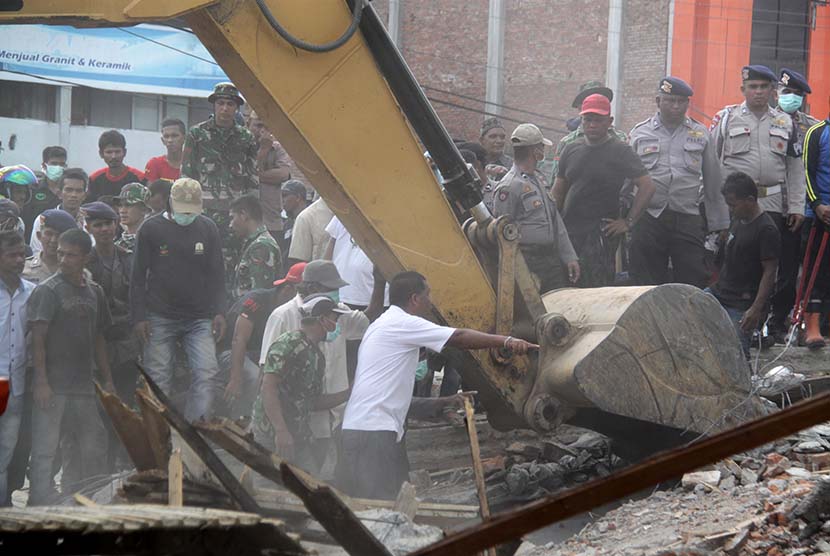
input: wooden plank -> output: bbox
[463,397,496,556]
[168,449,183,507]
[94,383,156,471]
[411,392,830,556]
[0,505,307,555]
[137,367,262,515]
[281,462,393,556]
[135,387,171,469]
[195,421,285,487]
[72,494,96,507]
[196,420,393,554]
[393,482,418,521]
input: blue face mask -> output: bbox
[324,290,341,303]
[415,359,429,381]
[778,93,803,114]
[324,321,341,343]
[172,212,198,226]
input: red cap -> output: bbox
[580,93,611,116]
[274,262,307,286]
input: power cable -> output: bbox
[117,27,219,66]
[255,0,364,53]
[426,96,568,135]
[422,85,570,124]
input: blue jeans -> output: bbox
[144,313,221,422]
[704,288,751,359]
[0,394,23,506]
[30,393,107,505]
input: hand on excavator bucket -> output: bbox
[0,377,8,416]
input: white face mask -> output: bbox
[172,212,198,226]
[44,165,64,182]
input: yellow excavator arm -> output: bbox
[0,0,763,440]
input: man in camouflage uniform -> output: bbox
[229,194,282,300]
[112,182,151,253]
[546,81,628,185]
[181,82,259,286]
[252,296,350,473]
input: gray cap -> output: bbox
[281,179,307,198]
[302,260,348,289]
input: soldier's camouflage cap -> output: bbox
[112,182,150,207]
[572,80,614,108]
[208,82,245,106]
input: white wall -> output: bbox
[0,116,164,177]
[0,117,60,171]
[67,126,163,176]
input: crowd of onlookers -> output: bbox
[0,60,828,505]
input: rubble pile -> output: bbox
[519,424,830,556]
[421,429,627,508]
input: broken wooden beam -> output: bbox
[463,396,496,556]
[137,367,261,514]
[195,419,285,486]
[168,449,183,507]
[281,462,393,556]
[196,419,393,555]
[94,382,156,471]
[411,391,830,556]
[135,385,171,469]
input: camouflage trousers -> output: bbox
[205,207,242,297]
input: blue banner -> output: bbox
[0,24,229,97]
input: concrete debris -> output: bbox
[357,509,443,555]
[520,427,830,555]
[681,471,722,491]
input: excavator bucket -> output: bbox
[531,284,766,437]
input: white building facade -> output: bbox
[0,24,227,174]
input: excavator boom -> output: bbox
[0,0,764,437]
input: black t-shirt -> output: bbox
[557,137,647,237]
[28,273,112,395]
[130,213,226,322]
[21,179,61,244]
[219,287,283,356]
[88,166,145,202]
[713,212,781,310]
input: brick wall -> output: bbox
[617,0,671,134]
[370,0,672,145]
[397,0,490,141]
[502,0,610,143]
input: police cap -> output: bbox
[658,76,693,97]
[742,65,777,82]
[779,68,811,94]
[81,201,118,222]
